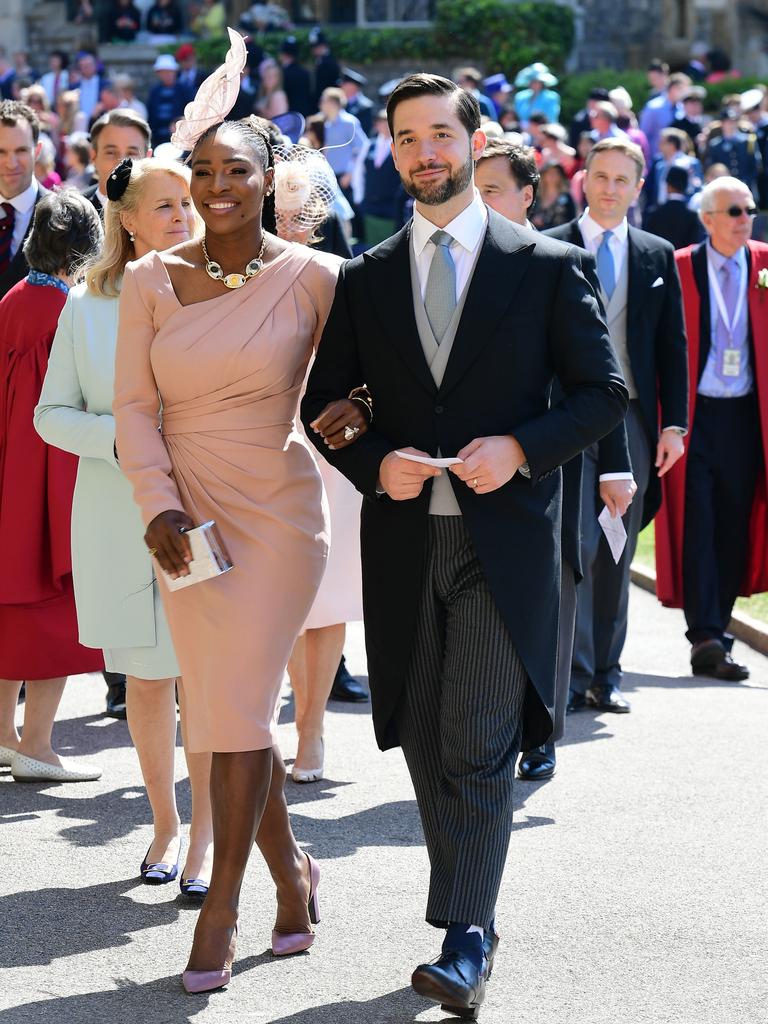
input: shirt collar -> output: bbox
[97,189,109,209]
[707,238,746,273]
[412,189,488,256]
[580,210,628,246]
[0,178,38,214]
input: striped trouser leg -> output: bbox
[397,516,528,930]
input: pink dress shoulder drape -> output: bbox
[113,244,342,752]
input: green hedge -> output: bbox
[175,1,574,77]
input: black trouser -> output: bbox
[683,393,761,646]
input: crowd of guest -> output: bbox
[1,28,767,1018]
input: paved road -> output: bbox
[1,585,766,1024]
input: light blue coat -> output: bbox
[34,282,178,672]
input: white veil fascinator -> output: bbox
[272,143,338,236]
[171,28,248,151]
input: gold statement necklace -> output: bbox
[201,235,266,289]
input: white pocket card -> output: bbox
[651,277,664,288]
[159,520,233,591]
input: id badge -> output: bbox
[722,348,742,377]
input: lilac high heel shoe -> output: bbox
[182,921,238,994]
[271,853,320,956]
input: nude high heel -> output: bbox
[182,920,239,994]
[271,854,320,956]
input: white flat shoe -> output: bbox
[0,745,16,768]
[11,752,102,783]
[291,766,324,784]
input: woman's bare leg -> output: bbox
[0,680,24,750]
[125,675,180,865]
[186,748,273,970]
[176,681,213,883]
[291,624,345,774]
[255,747,313,935]
[14,677,67,765]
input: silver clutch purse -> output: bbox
[160,521,233,591]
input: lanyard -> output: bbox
[707,254,746,341]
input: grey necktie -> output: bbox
[424,229,456,343]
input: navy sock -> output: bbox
[443,923,484,973]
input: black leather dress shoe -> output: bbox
[104,671,127,719]
[517,741,556,780]
[412,950,487,1019]
[691,639,749,681]
[566,689,588,713]
[586,684,631,713]
[329,656,369,702]
[440,930,500,1017]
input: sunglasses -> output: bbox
[713,204,758,218]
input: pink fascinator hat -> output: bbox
[171,28,247,151]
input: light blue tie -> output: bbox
[596,229,616,301]
[424,230,457,343]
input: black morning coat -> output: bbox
[302,209,629,752]
[546,219,689,528]
[0,185,49,301]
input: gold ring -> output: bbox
[148,547,157,557]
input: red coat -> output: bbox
[655,240,768,607]
[0,279,103,678]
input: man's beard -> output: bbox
[403,150,474,206]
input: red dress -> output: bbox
[0,278,104,679]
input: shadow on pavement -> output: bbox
[267,983,427,1023]
[0,877,180,969]
[0,780,193,849]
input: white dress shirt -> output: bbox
[578,209,628,280]
[411,188,488,301]
[0,178,39,259]
[578,211,635,483]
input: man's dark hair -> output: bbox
[665,165,689,194]
[478,138,540,204]
[528,111,549,126]
[50,49,70,69]
[23,191,103,276]
[0,100,40,144]
[660,127,687,151]
[386,73,481,139]
[90,108,151,151]
[648,58,669,75]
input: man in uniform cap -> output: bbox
[741,88,768,208]
[672,86,708,159]
[279,36,313,116]
[341,67,374,135]
[309,27,341,105]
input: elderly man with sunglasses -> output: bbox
[655,176,768,681]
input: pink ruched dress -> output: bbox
[113,244,342,753]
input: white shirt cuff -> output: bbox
[598,472,634,482]
[662,425,687,436]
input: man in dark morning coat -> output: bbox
[302,75,628,1017]
[0,101,48,300]
[476,137,635,781]
[546,137,688,715]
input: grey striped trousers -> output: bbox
[396,515,528,930]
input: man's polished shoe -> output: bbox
[586,683,631,713]
[412,950,487,1019]
[691,639,749,681]
[517,741,556,780]
[329,656,369,702]
[566,688,588,713]
[104,671,127,719]
[440,930,499,1018]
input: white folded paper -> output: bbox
[159,520,233,591]
[395,451,464,468]
[598,504,628,564]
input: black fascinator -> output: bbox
[106,158,133,202]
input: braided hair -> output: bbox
[191,115,276,234]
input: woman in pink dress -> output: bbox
[112,98,368,990]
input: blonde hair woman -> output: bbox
[256,59,289,121]
[35,158,213,900]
